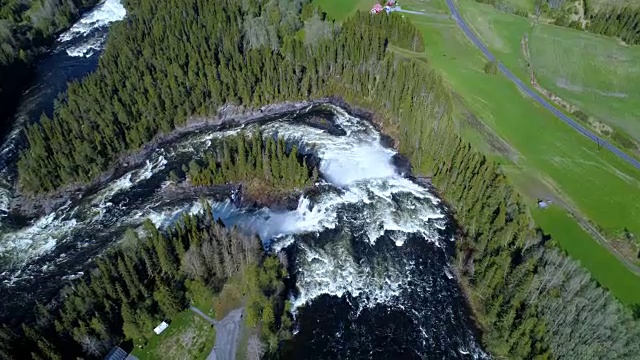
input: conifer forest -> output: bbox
[0,0,638,358]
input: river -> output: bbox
[0,2,487,357]
[0,0,126,219]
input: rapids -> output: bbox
[0,0,126,221]
[0,104,487,358]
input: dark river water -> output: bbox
[0,3,487,357]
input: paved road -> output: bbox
[442,0,640,277]
[190,306,244,360]
[444,0,640,171]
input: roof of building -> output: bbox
[104,346,128,360]
[372,3,383,10]
[154,321,169,335]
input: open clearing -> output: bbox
[314,0,640,305]
[131,310,216,360]
[456,0,640,147]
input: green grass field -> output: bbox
[533,206,640,305]
[131,310,216,360]
[314,0,640,305]
[456,0,640,146]
[314,0,371,20]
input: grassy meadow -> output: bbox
[456,0,640,147]
[313,0,640,305]
[131,310,216,360]
[315,0,372,20]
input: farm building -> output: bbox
[387,0,396,5]
[371,3,383,14]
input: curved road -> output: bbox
[444,0,640,171]
[442,0,640,276]
[190,306,244,360]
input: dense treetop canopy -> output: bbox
[2,0,639,359]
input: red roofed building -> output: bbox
[371,3,383,14]
[387,0,396,6]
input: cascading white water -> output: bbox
[0,104,441,291]
[0,104,487,358]
[57,0,126,57]
[0,0,127,224]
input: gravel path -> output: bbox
[191,306,244,360]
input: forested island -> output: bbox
[183,132,318,206]
[0,0,99,126]
[2,0,639,358]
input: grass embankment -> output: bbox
[130,275,248,359]
[314,0,640,305]
[131,310,216,360]
[533,206,640,301]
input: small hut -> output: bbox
[371,3,383,14]
[153,321,169,335]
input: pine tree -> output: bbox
[153,284,183,319]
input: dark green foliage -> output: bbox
[0,0,99,125]
[17,0,313,192]
[378,75,552,356]
[16,0,423,194]
[572,109,589,122]
[186,132,316,198]
[483,60,498,75]
[0,325,15,359]
[587,6,640,45]
[8,0,640,359]
[2,204,289,359]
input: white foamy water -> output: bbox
[0,105,448,303]
[223,106,446,310]
[58,0,126,42]
[90,154,167,208]
[0,105,488,357]
[58,0,126,57]
[65,33,108,57]
[0,207,77,270]
[291,239,410,310]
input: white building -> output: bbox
[153,321,169,335]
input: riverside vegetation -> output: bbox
[0,207,293,359]
[184,132,318,204]
[0,0,99,124]
[3,0,640,358]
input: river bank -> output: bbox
[10,96,391,218]
[0,0,104,138]
[10,100,321,218]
